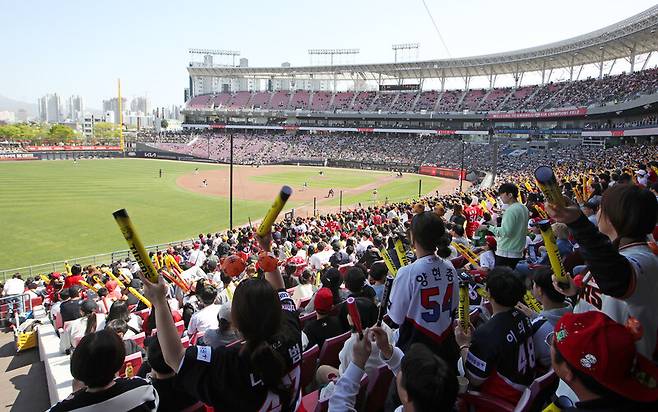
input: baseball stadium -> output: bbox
[1,3,658,411]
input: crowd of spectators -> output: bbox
[3,141,658,411]
[152,132,480,167]
[183,68,658,114]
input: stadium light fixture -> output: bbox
[308,48,360,56]
[188,49,241,56]
[392,43,420,63]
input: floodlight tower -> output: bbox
[188,48,241,66]
[391,43,419,63]
[308,48,360,92]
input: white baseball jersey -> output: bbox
[388,254,459,350]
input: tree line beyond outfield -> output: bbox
[0,122,121,143]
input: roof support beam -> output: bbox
[642,51,653,70]
[608,58,617,76]
[598,47,605,79]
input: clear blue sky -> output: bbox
[2,0,656,108]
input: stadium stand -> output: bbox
[23,142,658,410]
[310,91,332,111]
[351,92,377,112]
[330,91,354,111]
[182,68,658,114]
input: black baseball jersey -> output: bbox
[176,290,302,411]
[48,377,158,411]
[465,309,536,404]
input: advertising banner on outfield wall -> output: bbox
[418,166,466,180]
[24,145,122,151]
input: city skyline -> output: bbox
[2,0,657,108]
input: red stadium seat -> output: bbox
[190,330,205,346]
[136,308,150,323]
[365,364,394,412]
[225,339,243,348]
[298,374,368,412]
[299,311,316,330]
[299,297,312,309]
[181,336,190,348]
[126,332,146,349]
[175,320,185,336]
[119,352,143,378]
[318,331,350,369]
[514,370,558,412]
[458,390,515,412]
[180,401,206,412]
[300,344,319,395]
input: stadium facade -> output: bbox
[180,6,658,148]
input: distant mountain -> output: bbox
[0,94,37,117]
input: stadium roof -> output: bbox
[188,5,658,81]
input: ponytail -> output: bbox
[247,341,291,406]
[436,233,452,259]
[85,312,97,335]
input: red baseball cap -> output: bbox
[295,240,304,249]
[554,311,658,402]
[314,287,334,314]
[485,235,497,249]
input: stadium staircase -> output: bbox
[433,91,446,112]
[475,89,494,111]
[494,88,515,111]
[455,89,468,109]
[348,92,359,111]
[409,92,422,112]
[386,92,400,111]
[520,86,542,109]
[540,83,569,110]
[327,92,336,109]
[286,92,295,110]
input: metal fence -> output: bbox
[0,238,197,282]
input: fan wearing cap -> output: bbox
[636,168,649,187]
[550,311,658,411]
[302,288,346,351]
[186,283,220,338]
[187,242,206,268]
[456,267,536,406]
[478,236,496,271]
[202,302,241,349]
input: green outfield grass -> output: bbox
[0,159,263,270]
[0,159,442,270]
[249,166,378,189]
[324,175,445,207]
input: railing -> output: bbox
[0,239,198,282]
[0,293,35,325]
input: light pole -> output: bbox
[229,133,234,230]
[459,137,466,193]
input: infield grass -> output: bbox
[324,175,445,208]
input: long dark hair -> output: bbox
[81,300,98,336]
[232,278,291,406]
[600,184,657,248]
[410,212,451,258]
[107,300,130,323]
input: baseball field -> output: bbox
[0,159,454,271]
